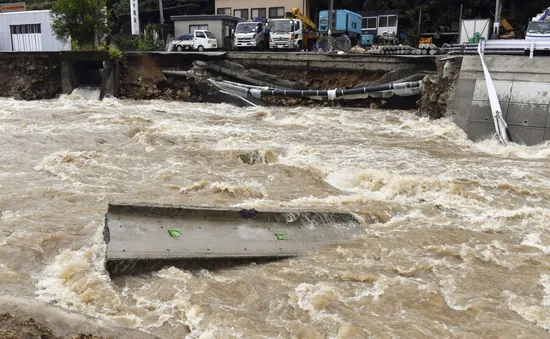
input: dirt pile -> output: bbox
[417,57,461,119]
[0,55,61,100]
[261,68,384,90]
[0,313,108,339]
[119,55,201,101]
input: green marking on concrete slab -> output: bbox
[275,232,287,240]
[168,229,181,238]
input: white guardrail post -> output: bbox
[444,40,550,57]
[477,42,510,145]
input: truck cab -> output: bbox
[526,7,550,41]
[269,19,302,50]
[173,30,218,52]
[234,19,268,50]
[526,21,550,40]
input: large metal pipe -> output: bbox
[250,81,420,99]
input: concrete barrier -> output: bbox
[104,203,361,275]
[448,55,550,145]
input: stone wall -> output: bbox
[0,53,61,100]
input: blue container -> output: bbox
[318,9,362,38]
[361,34,374,46]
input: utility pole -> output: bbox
[417,6,422,39]
[158,0,164,25]
[492,0,501,39]
[327,0,333,51]
[158,0,165,44]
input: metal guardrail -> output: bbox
[443,40,550,58]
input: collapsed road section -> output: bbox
[164,60,422,107]
[104,203,361,276]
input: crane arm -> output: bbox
[286,8,317,31]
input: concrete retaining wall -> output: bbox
[448,55,550,145]
[226,52,438,72]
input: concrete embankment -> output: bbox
[448,55,550,145]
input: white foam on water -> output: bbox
[521,233,550,255]
[34,226,123,318]
[504,274,550,332]
[289,283,342,323]
[71,87,101,101]
[472,139,550,159]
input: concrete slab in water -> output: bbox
[104,203,361,275]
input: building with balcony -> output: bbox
[358,10,399,37]
[215,0,312,22]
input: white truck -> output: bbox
[526,7,550,40]
[234,21,268,50]
[173,30,218,52]
[269,19,303,50]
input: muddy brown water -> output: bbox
[1,94,550,338]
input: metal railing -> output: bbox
[443,40,550,58]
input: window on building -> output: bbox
[10,24,42,51]
[269,7,284,18]
[217,7,231,15]
[361,17,377,30]
[190,25,208,34]
[379,16,388,28]
[251,8,266,19]
[234,9,248,19]
[10,24,41,34]
[379,15,397,28]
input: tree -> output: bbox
[50,0,109,48]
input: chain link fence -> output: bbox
[312,36,351,53]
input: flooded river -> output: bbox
[1,94,550,338]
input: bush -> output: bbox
[112,25,164,51]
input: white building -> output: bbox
[0,10,70,51]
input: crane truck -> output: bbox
[526,7,550,40]
[269,8,318,51]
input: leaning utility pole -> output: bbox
[327,0,334,51]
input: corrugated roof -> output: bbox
[358,10,399,17]
[171,14,245,22]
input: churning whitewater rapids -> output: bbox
[1,93,550,338]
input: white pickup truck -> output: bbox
[173,30,218,52]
